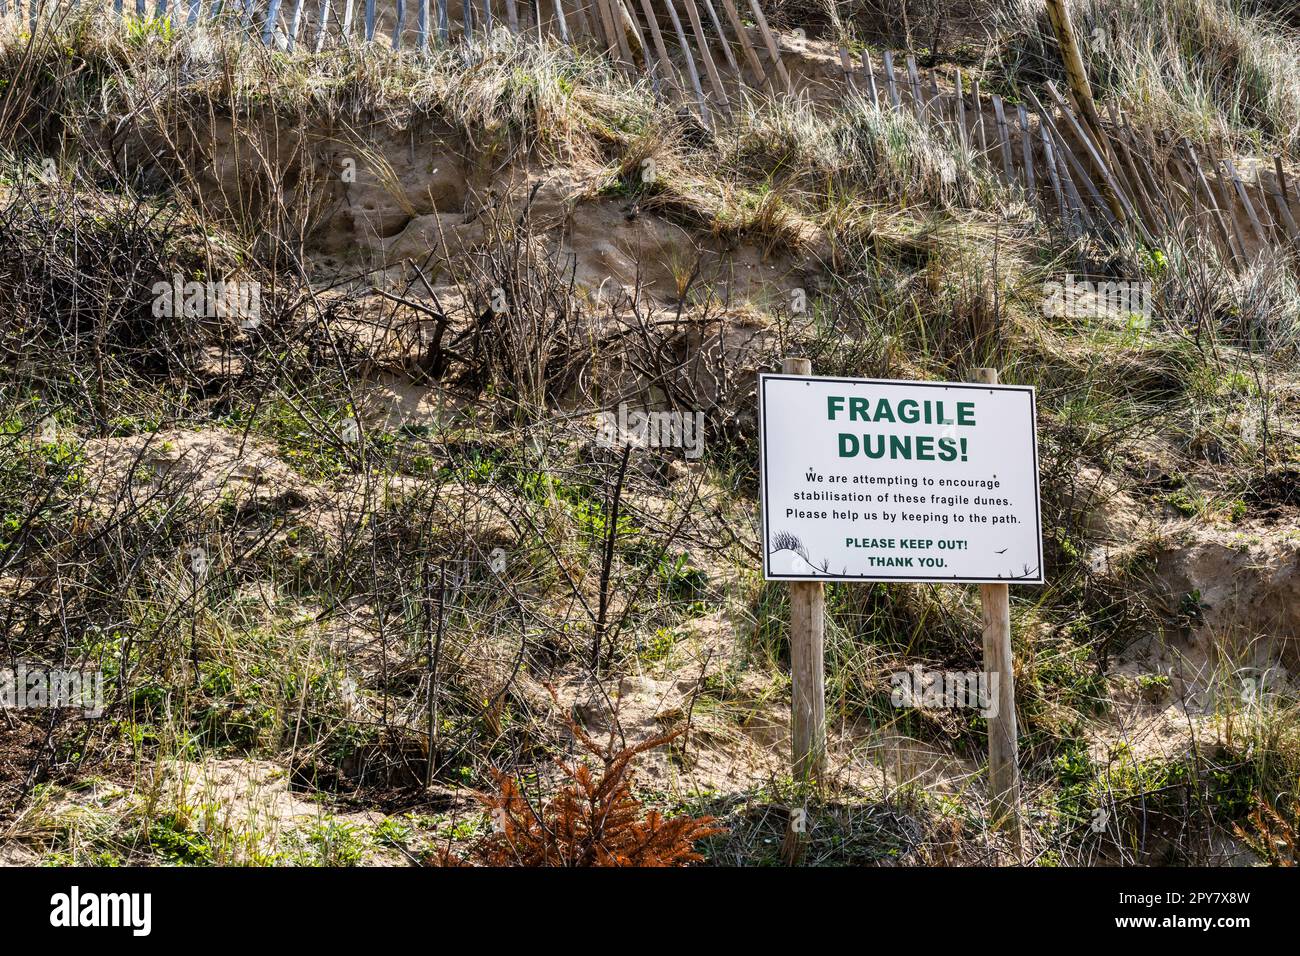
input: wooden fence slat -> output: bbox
[927,69,941,121]
[970,78,987,154]
[639,0,678,89]
[1127,121,1180,235]
[1264,164,1300,249]
[364,0,375,39]
[992,94,1014,186]
[1165,152,1203,247]
[1179,139,1239,268]
[1052,137,1084,237]
[1044,84,1129,227]
[434,0,449,40]
[392,0,404,46]
[1055,139,1095,235]
[718,0,767,90]
[954,69,968,150]
[632,9,665,83]
[905,54,922,116]
[590,0,616,54]
[1223,156,1269,246]
[435,0,447,42]
[1098,102,1146,219]
[682,0,732,115]
[746,0,791,93]
[839,45,857,92]
[1254,166,1283,243]
[1104,102,1163,233]
[262,0,282,44]
[1115,139,1161,233]
[415,0,428,47]
[286,0,304,49]
[860,50,879,107]
[700,0,739,75]
[314,0,333,50]
[1211,154,1252,263]
[1040,122,1068,226]
[1199,152,1244,264]
[1017,105,1034,196]
[595,0,624,62]
[1268,162,1298,235]
[1056,128,1106,225]
[552,0,569,42]
[881,50,900,110]
[566,0,589,36]
[663,0,713,126]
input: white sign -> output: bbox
[759,374,1043,583]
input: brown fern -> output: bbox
[1233,796,1299,866]
[435,713,724,867]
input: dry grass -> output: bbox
[997,0,1300,152]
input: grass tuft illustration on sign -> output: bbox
[759,374,1044,583]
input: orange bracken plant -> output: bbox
[436,716,724,867]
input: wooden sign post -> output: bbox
[759,364,1040,861]
[974,367,1022,851]
[783,356,827,786]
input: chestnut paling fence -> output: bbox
[4,0,1298,261]
[830,46,1300,266]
